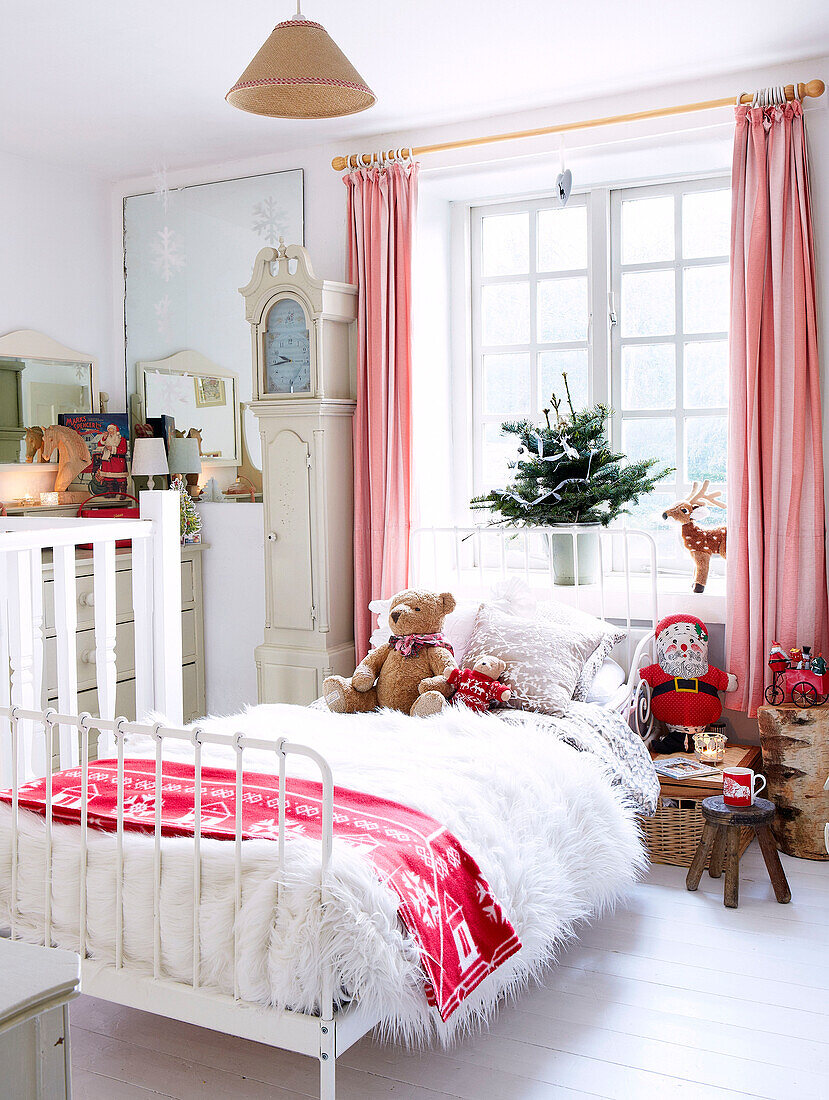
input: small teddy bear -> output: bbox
[446,655,512,714]
[322,588,457,717]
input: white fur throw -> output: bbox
[0,703,650,1044]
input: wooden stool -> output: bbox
[685,796,791,908]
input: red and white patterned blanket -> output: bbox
[2,759,520,1021]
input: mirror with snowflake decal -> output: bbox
[123,168,304,448]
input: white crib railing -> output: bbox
[0,491,182,784]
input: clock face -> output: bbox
[264,297,311,396]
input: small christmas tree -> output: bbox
[471,373,673,526]
[172,475,202,543]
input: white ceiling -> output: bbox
[2,0,828,180]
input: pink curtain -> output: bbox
[345,161,419,657]
[726,100,828,716]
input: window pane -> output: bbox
[539,349,588,412]
[621,490,682,564]
[686,415,727,481]
[482,422,516,489]
[622,344,675,410]
[684,264,729,333]
[538,206,588,271]
[483,353,530,415]
[481,282,530,345]
[621,195,675,264]
[537,277,588,342]
[684,341,728,408]
[481,212,529,276]
[622,417,676,477]
[682,189,730,259]
[621,270,675,337]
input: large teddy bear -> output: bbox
[322,589,457,717]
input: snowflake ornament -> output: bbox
[252,196,288,246]
[151,226,185,282]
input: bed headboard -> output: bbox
[409,524,659,735]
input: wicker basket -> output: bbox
[641,797,754,867]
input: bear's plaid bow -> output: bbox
[389,632,454,657]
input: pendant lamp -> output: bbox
[226,6,375,119]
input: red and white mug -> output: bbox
[723,767,766,807]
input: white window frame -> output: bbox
[462,173,730,575]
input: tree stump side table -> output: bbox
[757,703,829,860]
[686,796,792,908]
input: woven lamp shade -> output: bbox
[226,17,375,119]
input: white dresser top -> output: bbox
[0,939,80,1034]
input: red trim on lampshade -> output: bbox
[228,75,373,94]
[274,18,326,30]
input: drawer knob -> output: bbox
[266,532,277,542]
[80,650,96,665]
[78,592,95,607]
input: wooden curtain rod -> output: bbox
[331,78,825,171]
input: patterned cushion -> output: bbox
[536,599,627,700]
[463,604,605,716]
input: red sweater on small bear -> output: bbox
[447,667,510,713]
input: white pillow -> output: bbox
[536,599,626,700]
[368,579,536,659]
[585,658,626,704]
[463,603,604,716]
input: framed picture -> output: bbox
[58,413,131,495]
[194,375,226,408]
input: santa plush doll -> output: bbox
[639,614,737,753]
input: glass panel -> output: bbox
[684,264,729,333]
[621,195,675,264]
[684,341,728,408]
[537,277,589,342]
[622,344,675,410]
[481,282,530,345]
[539,349,588,412]
[537,206,588,272]
[482,353,530,415]
[622,417,676,478]
[682,189,730,259]
[621,270,675,337]
[481,422,517,490]
[686,415,727,481]
[621,490,682,565]
[481,212,529,276]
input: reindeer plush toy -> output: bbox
[662,479,726,593]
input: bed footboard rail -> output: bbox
[0,704,341,1088]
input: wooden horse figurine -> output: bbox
[40,425,92,492]
[662,480,727,593]
[24,426,44,462]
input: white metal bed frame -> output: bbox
[1,507,656,1099]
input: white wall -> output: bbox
[109,53,829,718]
[0,150,115,502]
[0,150,114,391]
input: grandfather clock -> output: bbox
[240,241,357,703]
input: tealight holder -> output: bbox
[693,730,727,765]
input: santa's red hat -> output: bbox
[655,613,708,641]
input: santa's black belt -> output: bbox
[651,678,719,699]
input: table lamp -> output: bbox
[168,437,202,499]
[131,437,169,490]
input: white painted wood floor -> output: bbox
[69,842,829,1100]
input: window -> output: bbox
[468,176,730,572]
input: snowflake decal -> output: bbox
[151,226,185,282]
[399,871,440,929]
[153,163,171,214]
[252,196,288,245]
[154,295,172,335]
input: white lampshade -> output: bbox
[168,437,202,476]
[131,437,169,477]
